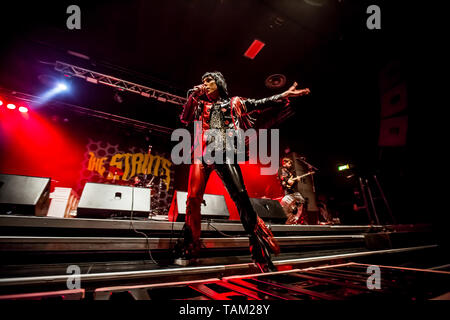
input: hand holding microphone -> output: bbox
[182,84,206,123]
[191,84,206,97]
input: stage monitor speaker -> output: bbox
[168,190,229,222]
[77,183,151,219]
[0,174,51,216]
[250,198,286,224]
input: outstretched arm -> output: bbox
[242,82,310,112]
[280,82,310,98]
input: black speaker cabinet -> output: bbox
[0,173,51,216]
[77,183,151,218]
[250,197,286,224]
[168,190,229,222]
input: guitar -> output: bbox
[284,171,315,189]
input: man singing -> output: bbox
[175,71,310,272]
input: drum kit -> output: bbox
[104,146,169,216]
[107,167,168,216]
[132,172,168,216]
[279,192,306,225]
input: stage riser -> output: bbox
[0,246,440,294]
[1,257,447,300]
[0,235,365,252]
[0,215,440,297]
[0,216,388,236]
[0,232,435,256]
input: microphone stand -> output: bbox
[297,157,318,193]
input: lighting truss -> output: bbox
[0,88,174,136]
[54,61,187,106]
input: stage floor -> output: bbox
[0,215,446,299]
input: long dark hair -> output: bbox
[201,71,229,100]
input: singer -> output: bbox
[175,71,310,272]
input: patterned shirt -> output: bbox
[180,94,288,162]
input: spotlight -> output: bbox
[36,81,70,105]
[265,74,286,89]
[7,103,16,110]
[56,83,68,91]
[0,100,3,106]
[244,39,265,59]
[19,106,29,113]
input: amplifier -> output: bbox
[168,191,229,222]
[0,174,50,216]
[77,183,151,218]
[250,197,287,224]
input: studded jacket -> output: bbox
[180,94,289,160]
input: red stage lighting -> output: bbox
[244,39,265,59]
[0,100,3,106]
[19,106,29,113]
[7,103,16,110]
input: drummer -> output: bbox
[132,175,143,187]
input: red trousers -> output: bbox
[185,162,257,242]
[184,162,280,264]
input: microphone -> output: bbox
[190,84,206,96]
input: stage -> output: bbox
[0,0,444,304]
[0,215,447,300]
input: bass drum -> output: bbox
[280,192,305,225]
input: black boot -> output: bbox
[173,225,201,266]
[250,235,277,273]
[249,217,280,272]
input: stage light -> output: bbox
[36,81,70,105]
[56,83,68,91]
[0,100,3,106]
[338,164,350,171]
[113,91,124,103]
[244,39,265,59]
[7,103,16,110]
[265,74,286,89]
[86,77,98,84]
[19,106,29,113]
